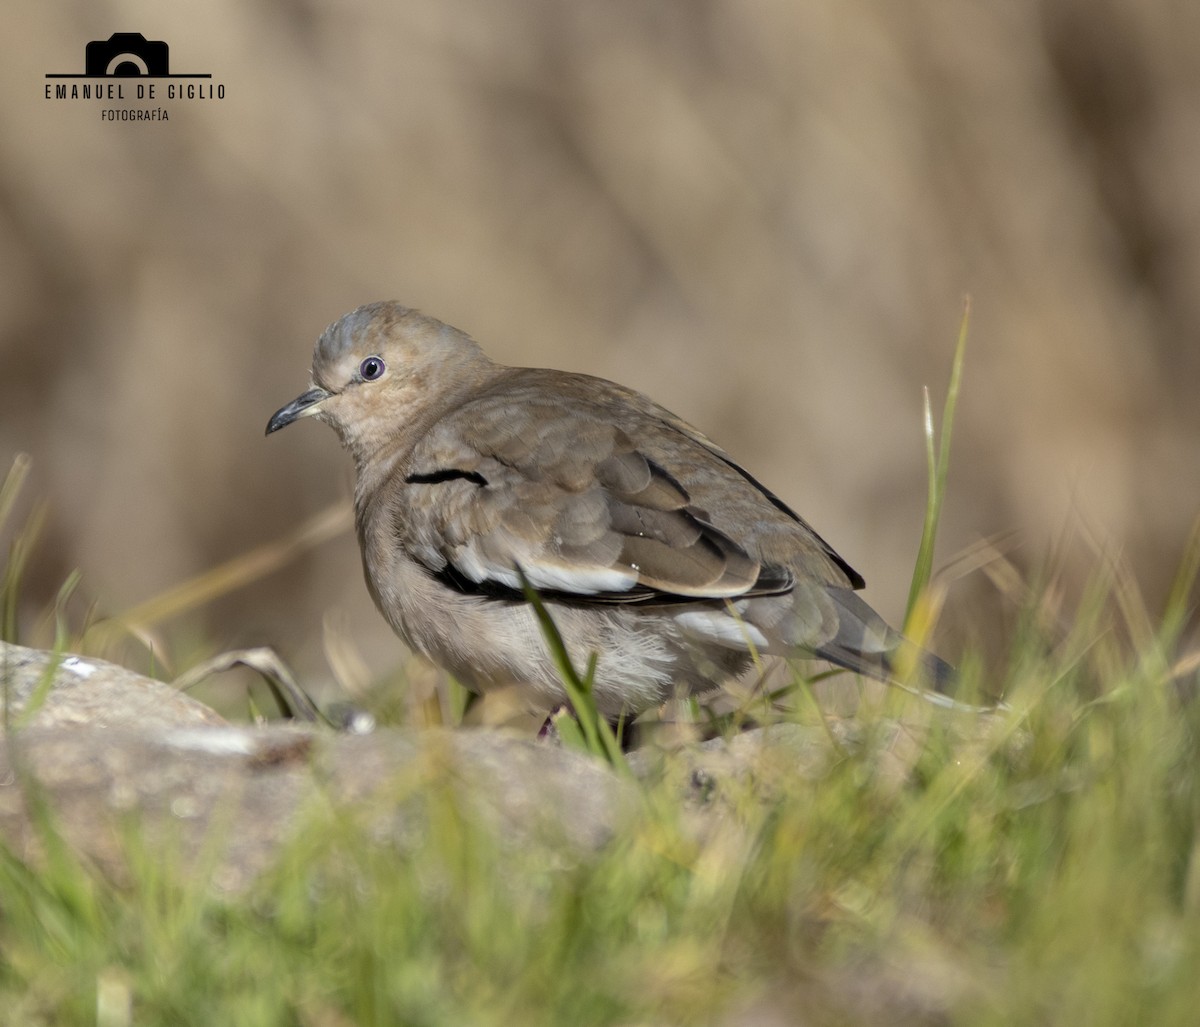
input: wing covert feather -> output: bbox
[395,394,788,602]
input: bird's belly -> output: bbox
[368,557,760,716]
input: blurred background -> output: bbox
[2,0,1198,707]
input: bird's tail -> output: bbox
[813,587,996,712]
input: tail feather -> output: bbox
[814,638,955,693]
[812,587,996,711]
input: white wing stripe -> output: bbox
[675,610,769,650]
[454,543,639,595]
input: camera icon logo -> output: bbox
[84,33,170,77]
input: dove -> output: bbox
[267,302,952,721]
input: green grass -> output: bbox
[3,308,1200,1025]
[1,632,1199,1026]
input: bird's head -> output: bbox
[266,301,492,465]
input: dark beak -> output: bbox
[266,387,332,435]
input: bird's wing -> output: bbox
[392,387,794,605]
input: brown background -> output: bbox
[3,0,1198,693]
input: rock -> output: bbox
[0,640,227,729]
[0,643,635,891]
[0,725,634,892]
[629,711,1010,808]
[0,641,1005,901]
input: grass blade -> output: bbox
[2,501,48,645]
[0,454,32,539]
[516,568,629,772]
[905,297,970,630]
[13,571,81,728]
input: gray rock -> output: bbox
[0,725,633,892]
[0,640,227,729]
[0,640,1004,906]
[0,642,635,891]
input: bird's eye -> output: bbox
[359,356,385,381]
